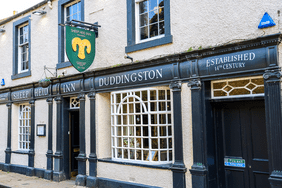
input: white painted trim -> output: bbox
[18,104,31,150]
[111,87,173,164]
[135,0,165,44]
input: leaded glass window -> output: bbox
[211,76,264,98]
[70,97,80,109]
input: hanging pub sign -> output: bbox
[66,25,96,72]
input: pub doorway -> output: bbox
[69,110,80,178]
[213,100,269,188]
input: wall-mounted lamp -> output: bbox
[32,10,47,16]
[47,0,53,9]
[0,29,5,33]
[124,54,133,63]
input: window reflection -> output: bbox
[138,0,165,41]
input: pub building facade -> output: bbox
[1,0,282,188]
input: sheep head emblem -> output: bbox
[72,37,91,60]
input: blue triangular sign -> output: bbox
[258,12,276,29]
[1,79,5,86]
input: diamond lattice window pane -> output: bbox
[212,76,264,98]
[223,85,233,92]
[246,83,256,90]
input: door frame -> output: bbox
[189,70,282,188]
[62,97,80,180]
[212,100,268,188]
[69,109,80,177]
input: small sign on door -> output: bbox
[224,158,245,168]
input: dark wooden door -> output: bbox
[214,100,269,188]
[70,111,79,177]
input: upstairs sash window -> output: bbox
[66,1,81,22]
[136,0,165,43]
[18,24,29,73]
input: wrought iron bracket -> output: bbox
[44,65,57,78]
[59,19,101,38]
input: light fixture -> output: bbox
[0,29,5,33]
[32,10,46,16]
[47,0,53,9]
[124,54,133,63]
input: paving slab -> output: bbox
[0,171,85,188]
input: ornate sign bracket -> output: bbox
[63,19,101,38]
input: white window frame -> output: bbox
[18,104,31,150]
[111,87,173,164]
[135,0,165,44]
[18,23,29,74]
[211,76,265,99]
[64,0,82,62]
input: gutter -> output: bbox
[0,0,51,26]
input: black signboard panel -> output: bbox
[11,89,32,101]
[94,64,176,90]
[198,47,276,77]
[2,46,277,102]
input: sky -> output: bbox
[0,0,43,20]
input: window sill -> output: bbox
[125,35,173,53]
[98,158,173,170]
[11,150,29,155]
[56,61,72,69]
[11,70,31,80]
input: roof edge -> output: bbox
[0,0,50,26]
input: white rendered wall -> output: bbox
[0,1,59,88]
[11,103,28,166]
[85,96,90,176]
[52,99,57,155]
[98,162,173,188]
[96,93,111,159]
[11,153,28,166]
[181,83,193,188]
[11,104,19,152]
[0,104,8,163]
[34,99,48,169]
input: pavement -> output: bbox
[0,171,85,188]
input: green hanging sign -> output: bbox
[66,25,96,72]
